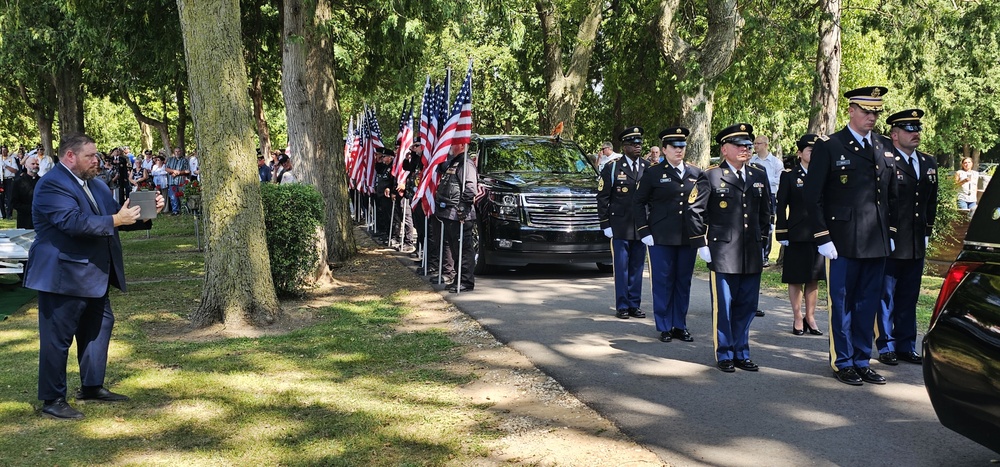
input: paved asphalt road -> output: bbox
[415,260,998,466]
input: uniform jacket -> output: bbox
[633,162,702,246]
[434,154,478,222]
[890,148,938,260]
[689,161,772,274]
[775,164,812,243]
[597,156,649,240]
[803,127,898,259]
[24,163,150,298]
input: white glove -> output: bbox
[778,240,789,247]
[817,241,838,260]
[641,235,654,246]
[603,227,613,238]
[698,246,712,263]
[925,236,930,248]
[890,239,896,252]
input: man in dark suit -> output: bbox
[803,86,899,386]
[597,127,649,319]
[24,133,164,419]
[877,109,937,366]
[635,127,702,342]
[689,123,772,372]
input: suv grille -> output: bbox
[522,194,600,229]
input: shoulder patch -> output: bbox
[819,135,830,141]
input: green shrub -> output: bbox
[260,183,326,296]
[928,171,963,258]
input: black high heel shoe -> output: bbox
[792,326,805,336]
[805,323,823,336]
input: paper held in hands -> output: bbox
[129,190,158,220]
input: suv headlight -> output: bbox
[488,192,520,221]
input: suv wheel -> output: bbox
[473,221,497,275]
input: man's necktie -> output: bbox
[737,170,744,184]
[82,181,100,212]
[863,138,871,150]
[910,156,919,178]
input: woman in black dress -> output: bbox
[775,134,825,336]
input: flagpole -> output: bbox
[388,190,396,247]
[455,150,466,294]
[422,214,428,272]
[436,218,445,285]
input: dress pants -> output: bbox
[648,244,696,332]
[827,256,886,370]
[710,271,760,362]
[611,238,646,311]
[37,291,114,401]
[877,257,923,355]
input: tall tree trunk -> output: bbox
[176,79,188,154]
[251,74,273,158]
[283,0,356,265]
[655,0,741,167]
[140,121,153,150]
[18,80,56,159]
[177,0,281,327]
[53,60,85,134]
[808,0,841,135]
[121,90,173,155]
[536,0,603,140]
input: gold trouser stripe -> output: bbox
[826,257,837,371]
[710,270,720,362]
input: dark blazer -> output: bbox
[689,161,772,274]
[890,148,938,260]
[597,156,648,240]
[634,162,702,245]
[775,164,812,243]
[23,163,149,298]
[803,127,898,259]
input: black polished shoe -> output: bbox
[792,327,805,336]
[734,359,759,371]
[755,310,765,317]
[671,328,694,342]
[897,352,922,364]
[855,366,886,384]
[627,307,646,318]
[835,367,864,386]
[615,309,630,319]
[717,360,736,373]
[804,323,824,336]
[878,351,899,366]
[76,387,130,402]
[41,398,84,419]
[659,331,672,343]
[447,284,474,293]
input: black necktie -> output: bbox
[737,170,744,183]
[674,166,683,179]
[863,138,871,150]
[910,156,918,177]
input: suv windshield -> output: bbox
[480,138,594,175]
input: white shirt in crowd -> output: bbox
[748,152,783,194]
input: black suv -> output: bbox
[469,135,612,273]
[924,176,1000,454]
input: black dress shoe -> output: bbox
[615,309,630,319]
[671,328,694,342]
[755,310,765,317]
[41,398,84,419]
[659,331,672,342]
[792,327,805,336]
[878,351,899,365]
[447,284,474,293]
[76,387,130,402]
[717,360,736,373]
[835,367,864,386]
[734,359,759,371]
[805,323,824,335]
[855,366,886,384]
[897,352,922,364]
[628,307,646,318]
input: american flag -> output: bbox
[392,99,413,181]
[412,62,473,213]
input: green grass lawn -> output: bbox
[0,214,498,466]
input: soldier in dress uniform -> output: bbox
[689,123,771,372]
[803,86,899,386]
[634,127,702,342]
[876,109,937,366]
[775,134,825,336]
[597,126,650,319]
